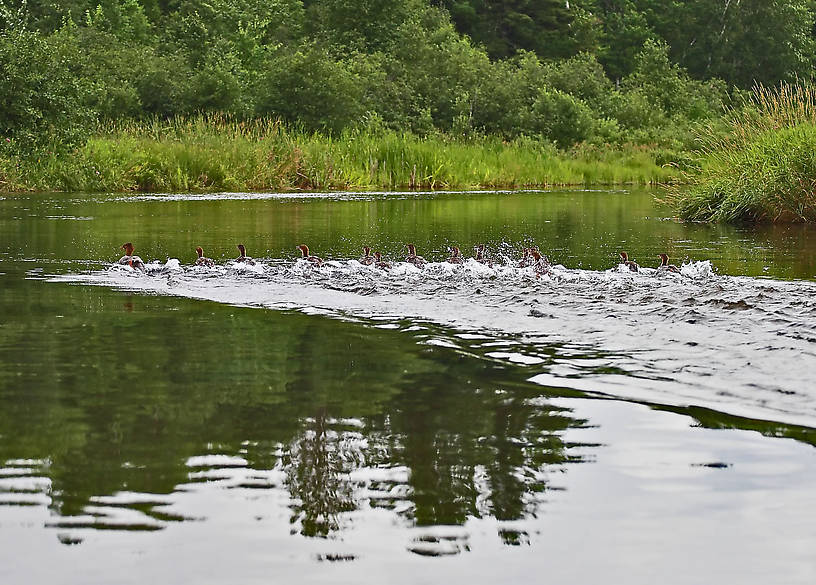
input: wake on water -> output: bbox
[52,254,816,428]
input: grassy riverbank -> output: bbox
[0,117,676,193]
[672,85,816,223]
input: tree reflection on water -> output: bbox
[0,282,589,544]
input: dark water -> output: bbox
[1,189,815,584]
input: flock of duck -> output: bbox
[117,242,683,275]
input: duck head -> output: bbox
[121,242,134,256]
[237,244,246,256]
[297,244,310,256]
[196,246,204,258]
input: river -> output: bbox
[1,188,814,584]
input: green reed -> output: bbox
[670,83,816,222]
[1,115,674,193]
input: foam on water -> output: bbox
[52,255,816,428]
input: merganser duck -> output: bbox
[373,251,391,269]
[359,246,374,265]
[195,246,215,267]
[518,248,532,268]
[235,244,255,265]
[619,251,639,272]
[297,244,323,266]
[447,246,464,264]
[658,253,681,273]
[118,242,145,272]
[474,244,492,267]
[530,249,551,277]
[405,244,427,268]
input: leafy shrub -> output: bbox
[622,40,725,121]
[672,84,816,222]
[0,26,93,153]
[523,89,597,146]
[254,46,366,134]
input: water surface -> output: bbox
[1,189,815,584]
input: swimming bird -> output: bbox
[619,251,639,272]
[359,246,374,266]
[405,244,427,268]
[118,242,145,272]
[447,246,464,264]
[195,246,215,267]
[530,248,551,277]
[297,244,323,266]
[519,246,543,268]
[518,247,532,268]
[474,244,492,267]
[658,253,681,273]
[235,244,255,265]
[374,251,391,270]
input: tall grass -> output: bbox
[670,84,816,222]
[1,115,675,193]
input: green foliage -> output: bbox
[441,0,578,60]
[83,0,152,42]
[621,40,726,121]
[134,52,192,117]
[590,0,656,80]
[1,0,813,181]
[541,53,614,113]
[162,0,304,66]
[672,84,816,222]
[304,0,422,53]
[254,46,367,134]
[387,6,491,132]
[0,25,93,153]
[0,116,676,192]
[523,88,597,146]
[645,0,815,87]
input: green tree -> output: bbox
[441,0,580,60]
[304,0,423,53]
[643,0,815,87]
[254,45,366,133]
[0,25,93,152]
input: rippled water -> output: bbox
[1,189,815,584]
[58,253,816,426]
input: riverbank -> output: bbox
[0,117,677,193]
[671,85,816,223]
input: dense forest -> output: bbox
[2,1,816,206]
[5,0,814,153]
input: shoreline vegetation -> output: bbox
[4,2,816,219]
[0,117,677,193]
[670,84,816,223]
[7,83,816,214]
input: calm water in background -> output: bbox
[1,188,815,584]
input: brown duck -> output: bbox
[195,246,215,267]
[474,244,492,267]
[405,244,427,268]
[447,246,464,264]
[359,246,374,266]
[658,253,681,273]
[235,244,255,265]
[297,244,323,266]
[619,251,639,272]
[118,242,145,272]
